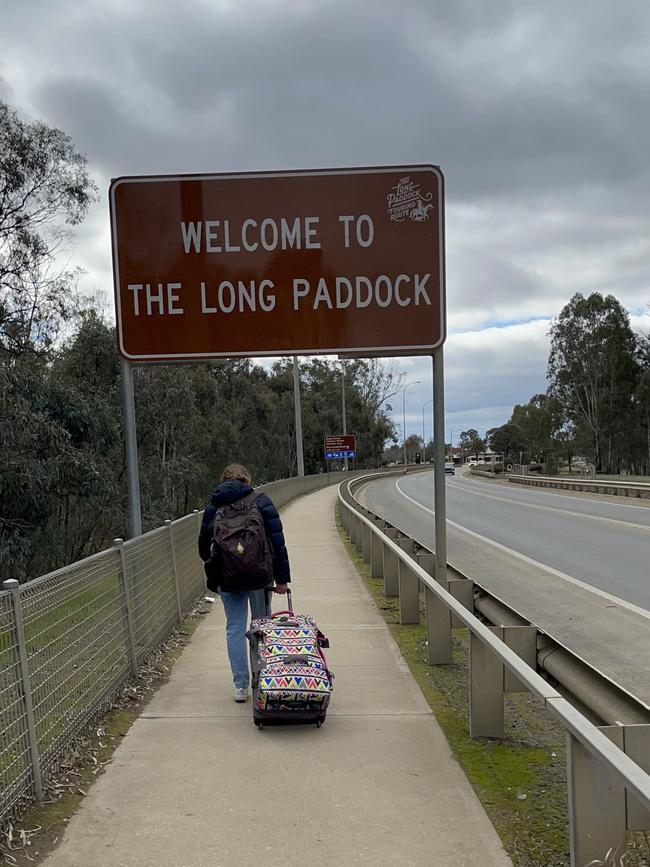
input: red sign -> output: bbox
[109,165,445,361]
[324,435,356,452]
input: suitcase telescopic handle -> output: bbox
[272,587,292,614]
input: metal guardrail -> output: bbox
[338,474,650,867]
[508,473,650,499]
[0,468,368,827]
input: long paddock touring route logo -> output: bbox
[386,176,434,222]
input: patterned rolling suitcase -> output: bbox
[247,591,333,729]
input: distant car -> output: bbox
[444,463,455,475]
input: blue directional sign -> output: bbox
[324,435,356,460]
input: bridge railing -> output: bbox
[0,468,369,826]
[507,473,650,498]
[339,472,650,867]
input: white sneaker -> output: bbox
[234,687,248,703]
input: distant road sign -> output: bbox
[325,435,356,453]
[325,450,356,459]
[110,165,445,362]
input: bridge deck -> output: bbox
[43,485,511,867]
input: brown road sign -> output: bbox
[324,435,356,452]
[109,165,445,361]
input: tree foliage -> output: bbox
[458,428,485,455]
[548,293,639,473]
[1,314,399,581]
[0,99,97,356]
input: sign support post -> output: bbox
[432,348,447,583]
[341,365,348,472]
[120,357,142,538]
[293,357,305,477]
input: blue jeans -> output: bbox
[220,589,269,688]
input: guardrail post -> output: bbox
[114,539,139,677]
[624,724,650,830]
[3,579,43,802]
[469,627,504,738]
[382,528,399,597]
[350,510,361,551]
[338,503,349,535]
[370,520,384,578]
[503,626,537,693]
[361,518,372,565]
[447,578,475,628]
[165,520,183,624]
[397,537,419,624]
[417,550,435,592]
[566,726,626,867]
[347,509,357,549]
[417,556,453,665]
[345,505,353,537]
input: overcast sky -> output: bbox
[2,0,650,441]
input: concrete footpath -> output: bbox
[44,485,512,867]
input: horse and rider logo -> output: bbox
[386,176,434,223]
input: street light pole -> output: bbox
[293,356,304,477]
[402,380,421,470]
[422,399,433,462]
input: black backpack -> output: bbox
[210,491,273,591]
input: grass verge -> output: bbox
[0,599,213,867]
[336,512,650,867]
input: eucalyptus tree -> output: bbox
[548,293,639,473]
[0,99,97,357]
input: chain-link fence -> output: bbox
[0,511,203,824]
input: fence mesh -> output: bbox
[0,591,32,820]
[0,521,206,822]
[173,514,204,612]
[123,528,178,662]
[20,551,130,774]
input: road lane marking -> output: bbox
[456,471,650,513]
[407,471,650,531]
[394,478,650,621]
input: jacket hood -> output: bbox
[210,479,254,506]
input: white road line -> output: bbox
[394,477,650,621]
[436,477,650,531]
[456,470,650,513]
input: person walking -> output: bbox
[198,464,290,702]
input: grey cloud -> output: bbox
[3,0,650,436]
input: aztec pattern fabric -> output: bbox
[249,612,326,639]
[247,610,333,719]
[249,619,327,667]
[255,660,332,713]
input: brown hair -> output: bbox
[221,463,252,485]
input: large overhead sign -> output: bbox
[109,165,445,361]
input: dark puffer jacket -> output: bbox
[198,480,290,587]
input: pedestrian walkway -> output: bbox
[43,485,512,867]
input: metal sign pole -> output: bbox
[293,356,305,477]
[341,364,348,472]
[432,348,447,582]
[120,357,142,537]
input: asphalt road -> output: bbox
[363,469,650,612]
